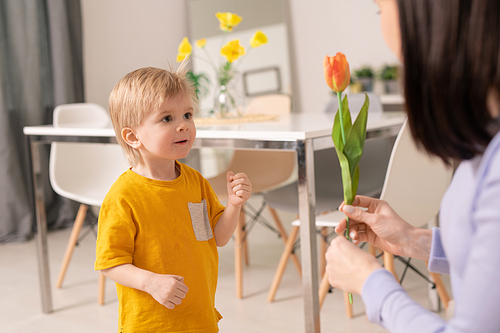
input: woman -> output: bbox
[325,0,500,332]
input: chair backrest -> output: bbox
[245,94,292,115]
[380,120,453,227]
[49,103,129,207]
[323,92,383,115]
[53,103,111,127]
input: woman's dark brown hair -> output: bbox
[397,0,500,163]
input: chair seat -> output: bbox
[54,186,107,207]
[263,181,381,216]
[291,210,345,228]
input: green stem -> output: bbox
[337,92,346,145]
[346,215,353,304]
[338,90,352,304]
[219,32,228,67]
[192,54,217,72]
[201,47,218,73]
[346,217,350,241]
[233,48,252,72]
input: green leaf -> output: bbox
[350,165,359,205]
[331,93,369,205]
[186,71,211,100]
[334,146,353,203]
[343,93,369,177]
[332,95,352,152]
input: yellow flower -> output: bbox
[196,38,207,48]
[220,40,245,63]
[250,31,268,48]
[176,37,192,62]
[216,12,242,32]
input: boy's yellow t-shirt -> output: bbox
[95,162,225,333]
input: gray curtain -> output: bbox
[0,0,84,242]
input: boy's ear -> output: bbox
[122,127,142,149]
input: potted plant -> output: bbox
[379,64,400,94]
[353,65,375,92]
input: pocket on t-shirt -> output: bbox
[188,199,213,241]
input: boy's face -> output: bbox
[131,93,196,165]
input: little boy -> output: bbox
[95,65,252,332]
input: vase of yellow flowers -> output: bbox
[177,12,268,117]
[213,61,239,117]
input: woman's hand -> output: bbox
[325,236,382,294]
[336,195,430,260]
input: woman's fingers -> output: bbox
[325,236,381,294]
[339,195,380,213]
[335,219,370,244]
[342,204,374,224]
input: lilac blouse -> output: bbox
[361,130,500,332]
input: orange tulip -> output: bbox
[323,53,350,92]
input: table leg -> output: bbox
[29,139,53,313]
[235,208,245,299]
[297,140,320,333]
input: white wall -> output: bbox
[288,0,399,113]
[81,0,188,110]
[81,0,398,114]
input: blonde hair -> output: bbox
[109,62,197,166]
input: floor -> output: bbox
[0,195,449,332]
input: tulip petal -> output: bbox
[323,52,350,92]
[331,53,350,92]
[323,56,334,90]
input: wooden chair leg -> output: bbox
[267,225,300,302]
[268,207,302,276]
[243,235,250,266]
[343,291,353,318]
[368,244,377,257]
[98,271,106,305]
[428,270,450,310]
[235,210,245,299]
[320,227,328,277]
[55,204,88,288]
[319,271,353,318]
[384,252,398,281]
[318,271,330,308]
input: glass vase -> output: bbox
[213,72,243,118]
[213,84,237,118]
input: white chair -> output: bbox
[50,103,129,305]
[204,94,300,299]
[272,119,453,317]
[372,118,452,309]
[323,92,383,115]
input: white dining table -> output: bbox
[23,111,405,333]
